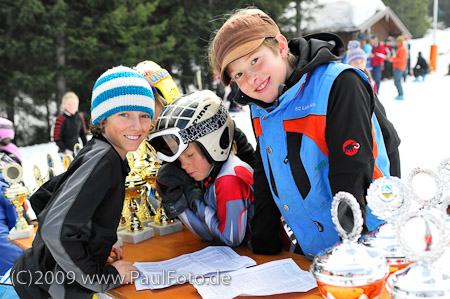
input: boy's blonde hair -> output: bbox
[62,91,79,106]
[208,7,281,86]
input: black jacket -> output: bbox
[12,136,129,298]
[53,111,88,153]
[248,33,400,255]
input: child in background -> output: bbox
[12,66,155,298]
[148,90,254,247]
[0,118,22,164]
[346,40,377,93]
[208,7,400,258]
[52,91,88,158]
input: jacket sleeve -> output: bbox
[179,175,252,247]
[249,143,283,254]
[325,69,375,233]
[53,115,67,152]
[40,155,121,293]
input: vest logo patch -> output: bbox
[343,140,360,156]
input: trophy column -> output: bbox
[117,170,155,244]
[142,142,182,236]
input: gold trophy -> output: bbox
[62,155,73,171]
[116,152,155,244]
[142,141,182,235]
[33,165,43,187]
[2,163,34,240]
[73,143,82,156]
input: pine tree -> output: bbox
[384,0,431,38]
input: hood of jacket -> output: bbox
[233,32,345,108]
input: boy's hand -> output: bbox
[156,163,192,218]
[111,260,138,284]
[107,244,123,264]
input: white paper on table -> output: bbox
[133,246,256,290]
[192,258,318,299]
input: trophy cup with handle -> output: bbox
[310,192,389,299]
[2,163,34,240]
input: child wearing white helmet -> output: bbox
[147,90,254,247]
[135,59,256,167]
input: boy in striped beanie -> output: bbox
[12,66,154,298]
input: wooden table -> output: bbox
[9,226,391,299]
[7,226,36,250]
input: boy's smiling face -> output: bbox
[103,111,152,160]
[227,35,290,104]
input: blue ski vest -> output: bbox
[251,62,389,258]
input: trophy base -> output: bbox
[117,227,154,244]
[115,236,123,247]
[117,225,126,232]
[9,225,34,240]
[148,219,182,236]
[140,218,154,227]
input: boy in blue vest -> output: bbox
[208,7,400,258]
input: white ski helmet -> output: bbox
[147,90,234,163]
[134,60,181,104]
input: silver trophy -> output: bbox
[2,163,34,239]
[310,192,389,299]
[386,209,450,298]
[360,176,412,275]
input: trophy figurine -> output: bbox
[310,192,389,299]
[116,163,154,244]
[2,163,34,240]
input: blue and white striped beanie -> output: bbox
[91,65,155,125]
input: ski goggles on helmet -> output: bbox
[146,104,228,162]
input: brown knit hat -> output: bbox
[211,9,280,86]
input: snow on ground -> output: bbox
[18,29,450,198]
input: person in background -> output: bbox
[392,35,407,100]
[382,36,394,81]
[345,41,377,93]
[52,91,88,158]
[369,34,387,93]
[227,81,240,112]
[12,66,155,298]
[149,90,254,247]
[403,35,411,81]
[209,7,397,258]
[413,52,429,81]
[134,60,181,132]
[361,39,372,72]
[0,118,22,165]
